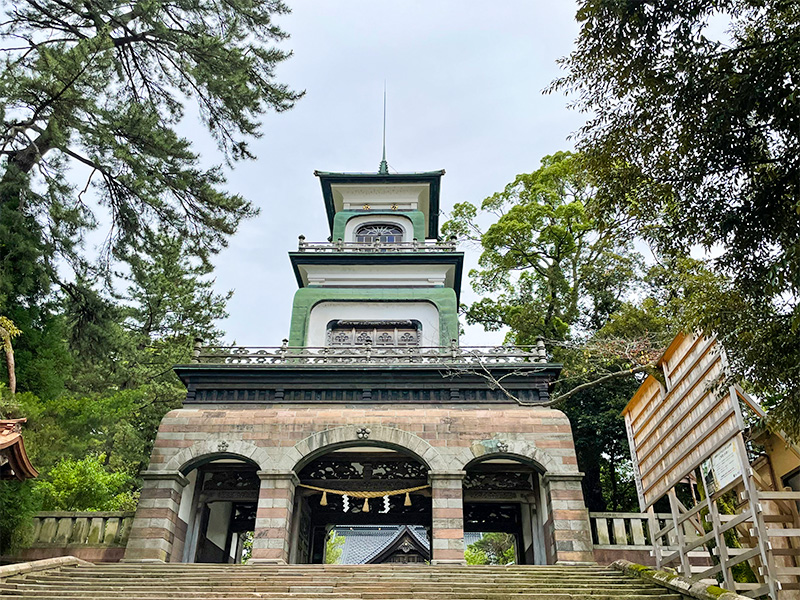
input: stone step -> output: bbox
[20,576,656,589]
[56,568,627,574]
[0,591,684,600]
[52,573,625,581]
[6,580,668,591]
[64,567,616,572]
[1,563,684,600]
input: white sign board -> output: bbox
[700,440,742,496]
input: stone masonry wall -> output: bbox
[124,404,593,564]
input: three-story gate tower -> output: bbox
[124,165,594,565]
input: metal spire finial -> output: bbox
[379,82,388,174]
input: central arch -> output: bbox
[284,426,443,564]
[277,425,448,472]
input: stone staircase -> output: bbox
[0,563,688,599]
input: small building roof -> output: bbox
[0,419,38,480]
[333,525,429,564]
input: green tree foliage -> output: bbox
[444,152,643,344]
[0,233,227,544]
[0,479,39,555]
[325,532,345,564]
[550,1,800,440]
[465,533,516,565]
[0,0,300,550]
[0,0,302,306]
[444,152,656,510]
[34,454,136,511]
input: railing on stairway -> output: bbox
[590,512,671,550]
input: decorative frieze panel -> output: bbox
[463,472,534,491]
[327,320,421,347]
[188,387,543,405]
[299,458,428,482]
[201,469,260,492]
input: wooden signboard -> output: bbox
[623,333,740,510]
[622,332,799,600]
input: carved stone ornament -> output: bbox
[356,427,371,440]
[217,440,229,452]
[496,441,509,453]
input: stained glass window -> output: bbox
[355,224,404,243]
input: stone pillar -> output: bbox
[543,473,595,565]
[430,470,466,564]
[123,470,188,562]
[249,470,298,564]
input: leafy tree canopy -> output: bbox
[34,453,137,511]
[550,0,800,439]
[0,0,302,306]
[325,532,345,565]
[445,152,663,511]
[465,533,516,565]
[444,151,644,344]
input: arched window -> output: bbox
[355,223,404,243]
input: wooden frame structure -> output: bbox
[623,332,800,599]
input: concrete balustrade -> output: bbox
[3,511,134,563]
[589,511,706,567]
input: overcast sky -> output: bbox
[203,1,586,347]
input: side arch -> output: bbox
[164,439,272,473]
[275,425,448,471]
[464,439,558,473]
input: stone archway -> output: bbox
[461,453,547,565]
[276,425,449,472]
[466,439,558,474]
[250,426,455,565]
[164,439,272,473]
[125,440,271,564]
[290,441,433,564]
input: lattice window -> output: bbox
[327,320,421,347]
[355,223,403,243]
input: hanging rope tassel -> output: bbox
[320,491,328,506]
[362,497,370,512]
[404,492,411,506]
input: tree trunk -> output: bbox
[0,327,16,394]
[579,458,606,511]
[1,121,57,207]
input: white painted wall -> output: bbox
[300,263,452,288]
[177,469,197,523]
[332,183,429,213]
[306,301,440,347]
[205,502,232,550]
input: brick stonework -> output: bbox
[250,471,298,564]
[128,404,593,564]
[430,471,466,564]
[544,474,595,564]
[123,472,187,562]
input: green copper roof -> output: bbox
[314,171,445,239]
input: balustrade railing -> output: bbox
[29,511,134,548]
[590,512,706,550]
[296,236,458,253]
[591,512,664,549]
[192,341,549,366]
